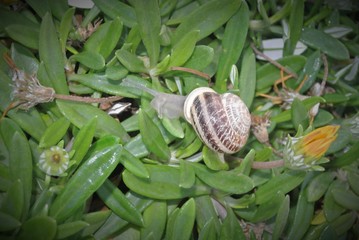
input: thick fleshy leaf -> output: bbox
[255,170,305,204]
[5,25,39,49]
[123,165,211,200]
[283,0,304,56]
[84,17,123,59]
[138,109,170,161]
[92,0,136,27]
[116,49,147,73]
[70,51,105,70]
[132,0,161,67]
[0,211,21,232]
[272,195,290,240]
[192,163,254,194]
[239,47,256,107]
[183,45,214,71]
[220,207,246,239]
[17,216,57,240]
[195,195,221,236]
[56,100,130,142]
[331,188,359,210]
[172,0,241,45]
[49,143,123,222]
[97,179,144,226]
[169,30,199,67]
[291,98,310,130]
[1,180,23,221]
[39,13,69,94]
[165,198,196,240]
[287,190,314,240]
[300,27,349,60]
[39,117,70,148]
[215,1,249,91]
[306,172,335,202]
[56,221,89,239]
[140,201,167,240]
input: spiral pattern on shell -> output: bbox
[184,88,251,154]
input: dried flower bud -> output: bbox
[38,146,70,176]
[284,125,340,170]
[251,113,271,143]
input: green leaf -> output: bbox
[92,0,136,27]
[70,51,105,70]
[284,0,304,56]
[138,109,170,161]
[116,49,147,73]
[17,216,57,240]
[56,221,89,239]
[192,163,254,194]
[140,201,167,240]
[166,198,196,240]
[39,117,70,148]
[291,98,310,130]
[272,195,290,240]
[25,0,49,17]
[84,17,123,59]
[169,30,199,67]
[1,180,23,221]
[255,170,305,205]
[198,218,217,240]
[39,12,69,94]
[300,27,349,60]
[81,210,111,237]
[71,117,97,166]
[97,179,144,226]
[306,172,335,202]
[287,190,314,240]
[172,0,241,45]
[162,117,185,138]
[239,47,256,107]
[183,45,214,71]
[220,207,246,240]
[49,144,123,222]
[330,212,356,236]
[297,50,322,93]
[348,171,359,196]
[5,25,39,49]
[195,195,221,236]
[0,121,32,221]
[326,141,359,168]
[119,147,149,179]
[59,7,75,51]
[123,165,210,200]
[252,192,285,222]
[56,100,130,143]
[132,0,161,67]
[331,188,359,210]
[216,1,249,91]
[68,73,138,98]
[179,159,196,188]
[323,180,346,222]
[202,146,229,171]
[0,211,21,232]
[0,8,39,32]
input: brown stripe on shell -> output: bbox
[189,92,251,154]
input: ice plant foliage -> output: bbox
[284,125,340,170]
[38,146,70,176]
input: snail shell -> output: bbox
[184,87,251,154]
[121,79,251,154]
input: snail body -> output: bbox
[122,79,251,154]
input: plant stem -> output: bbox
[250,42,298,79]
[251,159,284,169]
[54,94,123,103]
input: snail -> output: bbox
[122,79,251,154]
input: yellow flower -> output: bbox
[284,125,340,170]
[295,125,340,159]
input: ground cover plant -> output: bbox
[0,0,359,239]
